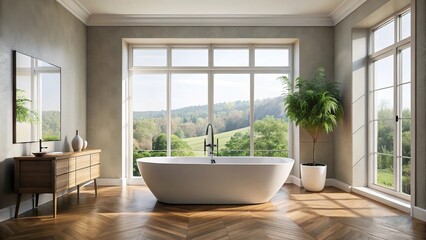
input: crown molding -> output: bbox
[330,0,367,25]
[56,0,91,24]
[87,14,334,26]
[57,0,366,27]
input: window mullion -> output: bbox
[167,47,172,157]
[250,73,254,157]
[208,45,214,125]
[393,49,401,192]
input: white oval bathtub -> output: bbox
[137,157,294,204]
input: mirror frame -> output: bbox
[13,50,62,143]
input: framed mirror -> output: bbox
[13,51,61,143]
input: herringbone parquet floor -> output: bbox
[0,185,425,239]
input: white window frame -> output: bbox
[128,44,293,183]
[368,7,411,200]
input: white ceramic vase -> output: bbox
[82,139,88,150]
[300,163,327,192]
[71,130,83,152]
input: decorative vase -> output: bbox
[71,130,83,152]
[82,139,88,150]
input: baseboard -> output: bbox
[325,178,352,192]
[96,178,127,186]
[413,206,426,222]
[285,175,302,186]
[285,175,351,192]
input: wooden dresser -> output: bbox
[14,149,101,218]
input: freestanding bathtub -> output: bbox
[137,157,294,204]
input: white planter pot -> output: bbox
[300,163,327,192]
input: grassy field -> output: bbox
[377,170,394,188]
[377,170,410,194]
[183,127,249,156]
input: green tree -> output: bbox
[133,133,194,176]
[220,132,250,156]
[152,134,167,151]
[42,111,60,141]
[220,116,288,157]
[375,108,411,194]
[171,135,194,156]
[254,116,288,157]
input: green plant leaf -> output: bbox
[281,67,343,164]
[16,89,39,124]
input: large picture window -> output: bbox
[130,44,292,177]
[369,9,411,198]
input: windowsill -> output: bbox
[352,187,411,213]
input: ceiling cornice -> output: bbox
[57,0,367,27]
[87,14,334,27]
[330,0,367,25]
[56,0,90,24]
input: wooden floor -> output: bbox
[0,185,425,240]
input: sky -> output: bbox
[132,73,286,111]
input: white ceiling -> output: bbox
[57,0,367,26]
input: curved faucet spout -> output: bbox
[205,124,215,159]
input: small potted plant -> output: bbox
[280,67,343,191]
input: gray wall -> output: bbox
[0,0,86,217]
[87,26,335,179]
[334,0,390,185]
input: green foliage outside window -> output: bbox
[133,133,193,176]
[42,111,61,141]
[376,108,411,194]
[219,116,288,157]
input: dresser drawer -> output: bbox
[68,171,76,188]
[91,164,100,179]
[69,157,76,171]
[56,159,68,176]
[76,167,91,185]
[76,155,90,169]
[56,173,68,192]
[91,153,100,165]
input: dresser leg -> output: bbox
[15,193,22,218]
[53,193,57,218]
[77,185,80,199]
[35,193,39,208]
[94,179,98,197]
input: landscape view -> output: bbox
[133,96,288,176]
[375,108,411,194]
[42,111,61,141]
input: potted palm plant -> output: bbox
[280,67,343,191]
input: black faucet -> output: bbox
[204,124,217,163]
[39,139,47,152]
